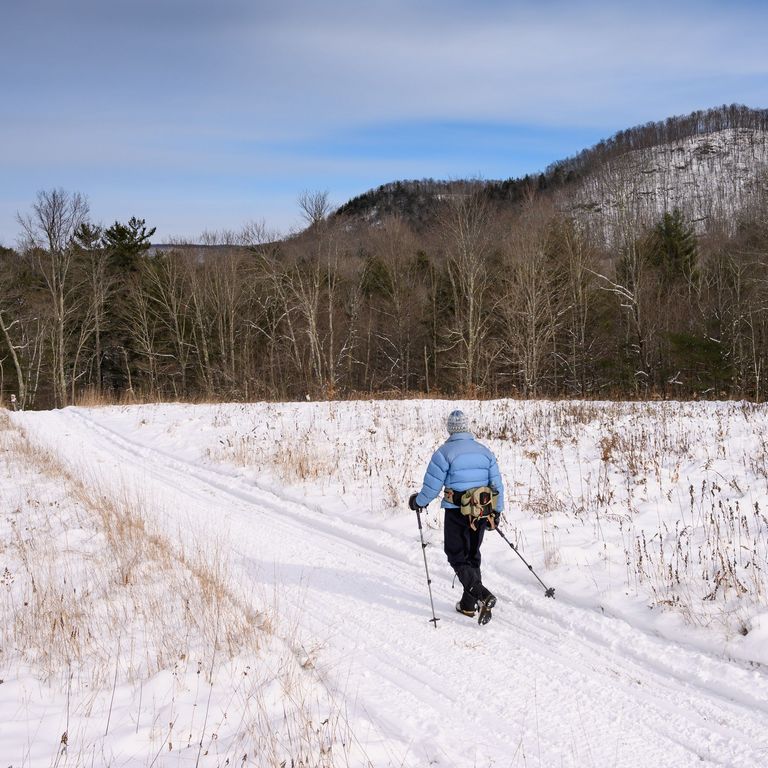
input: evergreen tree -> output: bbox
[98,217,155,391]
[102,217,156,272]
[646,209,697,283]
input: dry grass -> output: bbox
[483,400,768,633]
[5,437,238,686]
[0,411,361,766]
[206,402,421,511]
[630,480,768,631]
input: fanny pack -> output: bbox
[445,486,499,530]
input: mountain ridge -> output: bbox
[333,104,768,234]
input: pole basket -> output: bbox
[496,527,556,600]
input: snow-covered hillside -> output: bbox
[4,400,768,766]
[565,128,768,237]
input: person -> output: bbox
[409,409,504,624]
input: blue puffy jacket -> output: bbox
[415,432,504,511]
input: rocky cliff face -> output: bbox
[561,128,768,240]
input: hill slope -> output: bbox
[564,127,768,238]
[334,105,768,234]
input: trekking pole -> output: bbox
[414,507,440,627]
[496,527,555,599]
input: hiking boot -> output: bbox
[456,591,477,618]
[474,583,496,605]
[476,592,497,625]
[469,583,497,625]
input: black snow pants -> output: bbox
[444,506,488,601]
[443,506,486,569]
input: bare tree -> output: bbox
[298,190,332,228]
[243,222,307,394]
[549,217,601,394]
[125,271,158,397]
[206,249,255,393]
[17,189,90,405]
[72,222,115,394]
[364,217,423,391]
[0,309,26,407]
[439,189,497,392]
[500,210,562,396]
[0,249,29,406]
[136,251,194,397]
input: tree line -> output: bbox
[2,174,768,409]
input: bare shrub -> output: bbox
[1,418,359,766]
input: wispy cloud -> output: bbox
[1,0,766,241]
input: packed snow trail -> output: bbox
[16,406,768,768]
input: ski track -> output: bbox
[16,407,768,768]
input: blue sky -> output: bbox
[1,0,766,243]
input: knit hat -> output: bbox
[446,409,470,434]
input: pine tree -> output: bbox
[647,209,697,283]
[102,217,156,273]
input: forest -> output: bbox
[2,106,768,408]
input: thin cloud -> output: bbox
[1,0,766,240]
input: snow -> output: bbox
[567,128,768,237]
[3,399,768,766]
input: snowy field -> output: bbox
[3,399,768,767]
